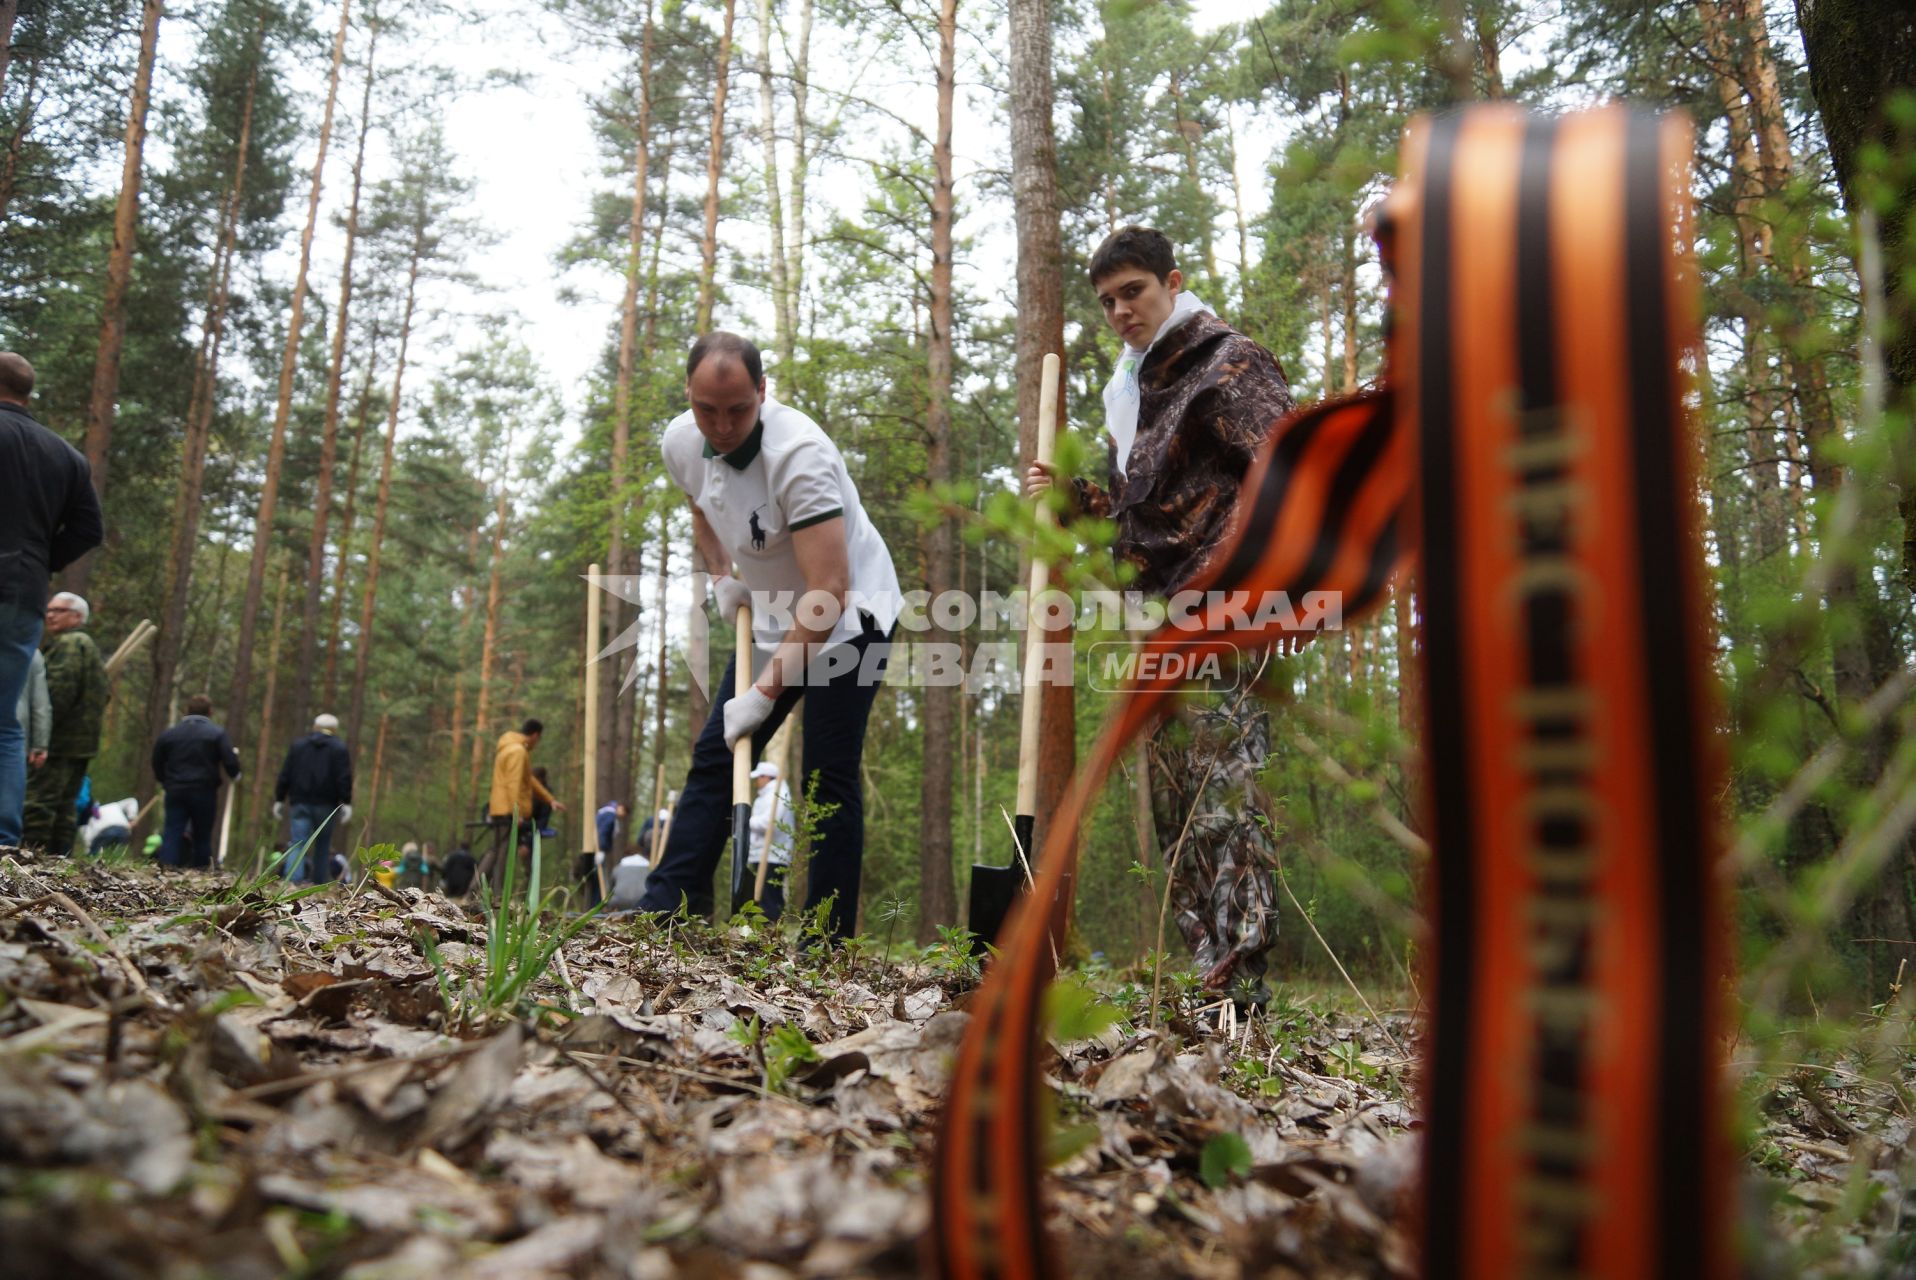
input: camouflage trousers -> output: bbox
[23,754,89,856]
[1148,687,1277,995]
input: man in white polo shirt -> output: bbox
[638,332,900,938]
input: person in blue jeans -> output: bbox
[274,713,354,882]
[151,694,242,869]
[0,352,104,847]
[636,333,901,937]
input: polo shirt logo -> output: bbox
[750,506,771,550]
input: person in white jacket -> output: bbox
[747,761,793,920]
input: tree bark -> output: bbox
[346,238,419,764]
[915,0,958,941]
[358,711,389,848]
[782,0,813,370]
[469,459,511,809]
[603,0,654,821]
[0,0,17,105]
[695,0,737,332]
[1796,0,1916,585]
[143,26,263,806]
[448,517,481,834]
[0,39,40,225]
[324,358,378,710]
[757,0,792,370]
[245,560,292,845]
[73,0,163,579]
[1341,223,1359,391]
[1007,0,1074,855]
[227,0,353,750]
[652,507,671,787]
[297,10,380,725]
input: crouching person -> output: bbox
[637,333,900,939]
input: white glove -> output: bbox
[723,685,775,750]
[713,574,752,620]
[338,804,354,823]
[272,802,284,820]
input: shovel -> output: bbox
[729,598,755,913]
[968,351,1062,953]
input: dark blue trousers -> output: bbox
[640,619,890,938]
[158,787,218,869]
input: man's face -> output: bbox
[1094,265,1182,350]
[525,731,541,752]
[44,602,81,635]
[687,356,765,455]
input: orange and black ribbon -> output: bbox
[931,104,1731,1280]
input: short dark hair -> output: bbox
[521,717,544,736]
[687,331,764,387]
[185,694,213,717]
[0,352,34,400]
[1089,225,1177,287]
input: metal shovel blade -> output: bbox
[967,812,1035,955]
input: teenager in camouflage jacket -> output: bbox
[1030,226,1295,1005]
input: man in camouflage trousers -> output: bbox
[23,591,107,855]
[1028,226,1295,1006]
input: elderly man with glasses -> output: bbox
[22,592,108,854]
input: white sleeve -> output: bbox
[775,436,847,531]
[661,425,695,497]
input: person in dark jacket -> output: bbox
[151,694,242,870]
[0,353,102,849]
[274,713,353,883]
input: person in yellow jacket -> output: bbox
[477,717,564,893]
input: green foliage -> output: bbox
[1198,1131,1253,1189]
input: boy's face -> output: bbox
[1094,265,1183,349]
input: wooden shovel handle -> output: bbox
[1015,353,1062,819]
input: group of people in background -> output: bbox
[3,219,1294,1001]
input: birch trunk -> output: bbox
[757,0,792,368]
[695,0,737,332]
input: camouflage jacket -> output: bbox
[1073,312,1295,598]
[42,629,107,757]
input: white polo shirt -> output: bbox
[662,397,901,653]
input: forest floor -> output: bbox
[0,849,1908,1279]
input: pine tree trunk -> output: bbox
[346,242,419,763]
[1341,223,1359,391]
[227,0,353,746]
[0,45,41,225]
[73,0,163,576]
[1796,0,1916,585]
[642,140,674,356]
[245,561,292,844]
[448,517,481,833]
[359,711,389,848]
[696,0,737,332]
[297,13,379,725]
[143,27,262,806]
[915,0,959,941]
[324,360,378,710]
[757,0,792,370]
[1007,0,1074,853]
[469,459,511,809]
[0,1,17,104]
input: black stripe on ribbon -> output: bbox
[1624,108,1709,1280]
[1418,109,1472,1280]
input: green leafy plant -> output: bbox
[1198,1132,1253,1189]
